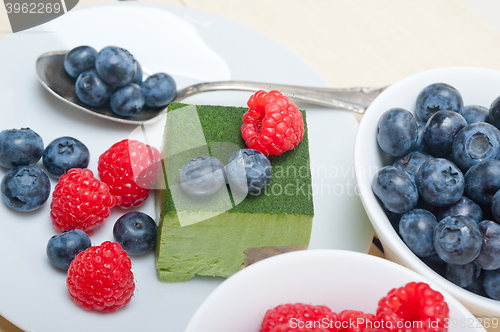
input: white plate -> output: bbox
[186,250,485,332]
[0,3,373,332]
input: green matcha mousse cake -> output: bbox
[156,102,314,282]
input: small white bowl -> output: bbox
[354,67,500,318]
[186,250,485,332]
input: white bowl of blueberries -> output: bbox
[354,67,500,318]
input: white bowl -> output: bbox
[186,249,485,332]
[354,67,500,318]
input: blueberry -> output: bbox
[95,46,137,87]
[141,73,176,108]
[46,229,91,269]
[75,69,112,107]
[488,95,500,129]
[132,61,143,85]
[63,46,98,78]
[424,111,467,157]
[462,105,489,125]
[451,122,500,172]
[372,166,418,213]
[399,209,437,257]
[110,83,145,117]
[0,128,44,169]
[474,220,500,270]
[179,156,226,197]
[113,211,157,255]
[484,269,500,300]
[464,159,500,204]
[491,190,500,223]
[433,215,482,265]
[42,136,89,178]
[445,262,481,288]
[227,149,272,195]
[393,151,432,180]
[414,122,429,153]
[416,158,464,207]
[376,108,418,157]
[1,166,50,212]
[436,196,483,223]
[415,83,464,122]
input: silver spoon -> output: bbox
[36,50,386,125]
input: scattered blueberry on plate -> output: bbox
[1,165,51,212]
[42,136,90,178]
[113,211,157,255]
[46,229,92,269]
[0,128,44,169]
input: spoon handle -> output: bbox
[174,81,387,114]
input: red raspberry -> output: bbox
[260,303,338,332]
[98,139,160,209]
[338,310,376,332]
[242,90,305,155]
[67,241,135,312]
[376,282,449,332]
[50,168,115,232]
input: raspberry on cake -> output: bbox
[67,241,135,312]
[98,139,160,208]
[242,90,305,155]
[50,168,115,232]
[156,102,314,282]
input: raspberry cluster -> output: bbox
[260,282,449,332]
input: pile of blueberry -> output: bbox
[373,82,500,300]
[178,149,272,198]
[64,45,176,117]
[0,128,89,212]
[0,127,157,270]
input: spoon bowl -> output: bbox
[36,51,166,124]
[36,51,387,125]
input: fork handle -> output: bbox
[174,81,386,114]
